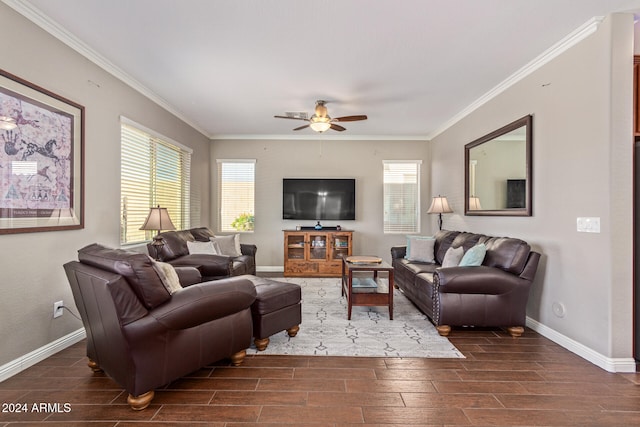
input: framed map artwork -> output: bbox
[0,69,84,234]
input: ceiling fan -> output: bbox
[274,100,367,132]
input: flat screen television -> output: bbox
[283,178,355,220]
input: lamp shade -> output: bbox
[427,196,453,214]
[140,205,176,232]
[468,196,482,210]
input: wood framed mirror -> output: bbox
[465,115,532,216]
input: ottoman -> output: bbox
[246,276,302,351]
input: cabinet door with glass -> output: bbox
[308,233,329,261]
[330,232,352,261]
[284,232,306,261]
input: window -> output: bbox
[217,159,255,232]
[383,160,421,233]
[120,118,191,244]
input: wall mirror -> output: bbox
[465,115,532,216]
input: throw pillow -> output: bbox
[211,234,242,257]
[441,246,464,268]
[150,258,182,294]
[186,240,218,255]
[405,236,435,263]
[459,243,487,267]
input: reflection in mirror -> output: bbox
[465,115,532,216]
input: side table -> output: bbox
[341,257,394,320]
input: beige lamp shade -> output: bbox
[427,196,453,214]
[140,205,176,233]
[468,196,482,210]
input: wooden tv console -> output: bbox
[283,230,353,277]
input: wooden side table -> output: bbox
[341,257,394,320]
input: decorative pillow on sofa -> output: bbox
[211,234,241,257]
[150,258,182,294]
[187,240,218,255]
[459,243,487,267]
[405,236,435,263]
[441,246,464,267]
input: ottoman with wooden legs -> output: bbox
[246,276,302,351]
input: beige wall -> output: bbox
[210,138,430,268]
[1,2,634,373]
[0,4,211,366]
[430,14,634,360]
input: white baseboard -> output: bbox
[256,265,284,273]
[0,328,86,382]
[526,317,636,373]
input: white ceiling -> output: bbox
[8,0,640,139]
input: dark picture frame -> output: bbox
[0,69,84,234]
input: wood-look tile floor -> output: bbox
[1,328,639,426]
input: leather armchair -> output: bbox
[64,243,257,410]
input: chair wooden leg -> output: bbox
[87,358,103,372]
[506,326,524,337]
[287,325,300,337]
[127,390,154,411]
[230,349,247,366]
[436,325,451,336]
[254,337,270,351]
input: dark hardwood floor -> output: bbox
[0,327,638,426]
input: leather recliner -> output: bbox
[63,243,257,410]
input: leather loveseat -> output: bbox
[64,243,257,410]
[391,230,540,337]
[151,227,256,280]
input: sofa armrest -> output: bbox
[241,244,257,257]
[150,276,257,330]
[519,251,541,282]
[174,266,202,287]
[435,266,529,295]
[391,246,407,260]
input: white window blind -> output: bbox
[217,159,255,232]
[383,160,421,234]
[120,120,191,244]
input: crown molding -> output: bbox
[427,16,604,140]
[3,0,210,137]
[210,133,427,141]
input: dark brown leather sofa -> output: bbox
[64,243,257,410]
[152,227,257,280]
[391,230,540,337]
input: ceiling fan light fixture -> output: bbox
[309,115,331,132]
[0,116,17,130]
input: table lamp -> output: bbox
[427,195,453,231]
[140,205,176,259]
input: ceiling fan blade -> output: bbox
[330,124,346,132]
[274,115,308,121]
[333,115,368,122]
[293,124,310,131]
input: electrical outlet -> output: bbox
[53,301,64,318]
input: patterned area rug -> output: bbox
[246,277,464,358]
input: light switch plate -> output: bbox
[577,217,600,233]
